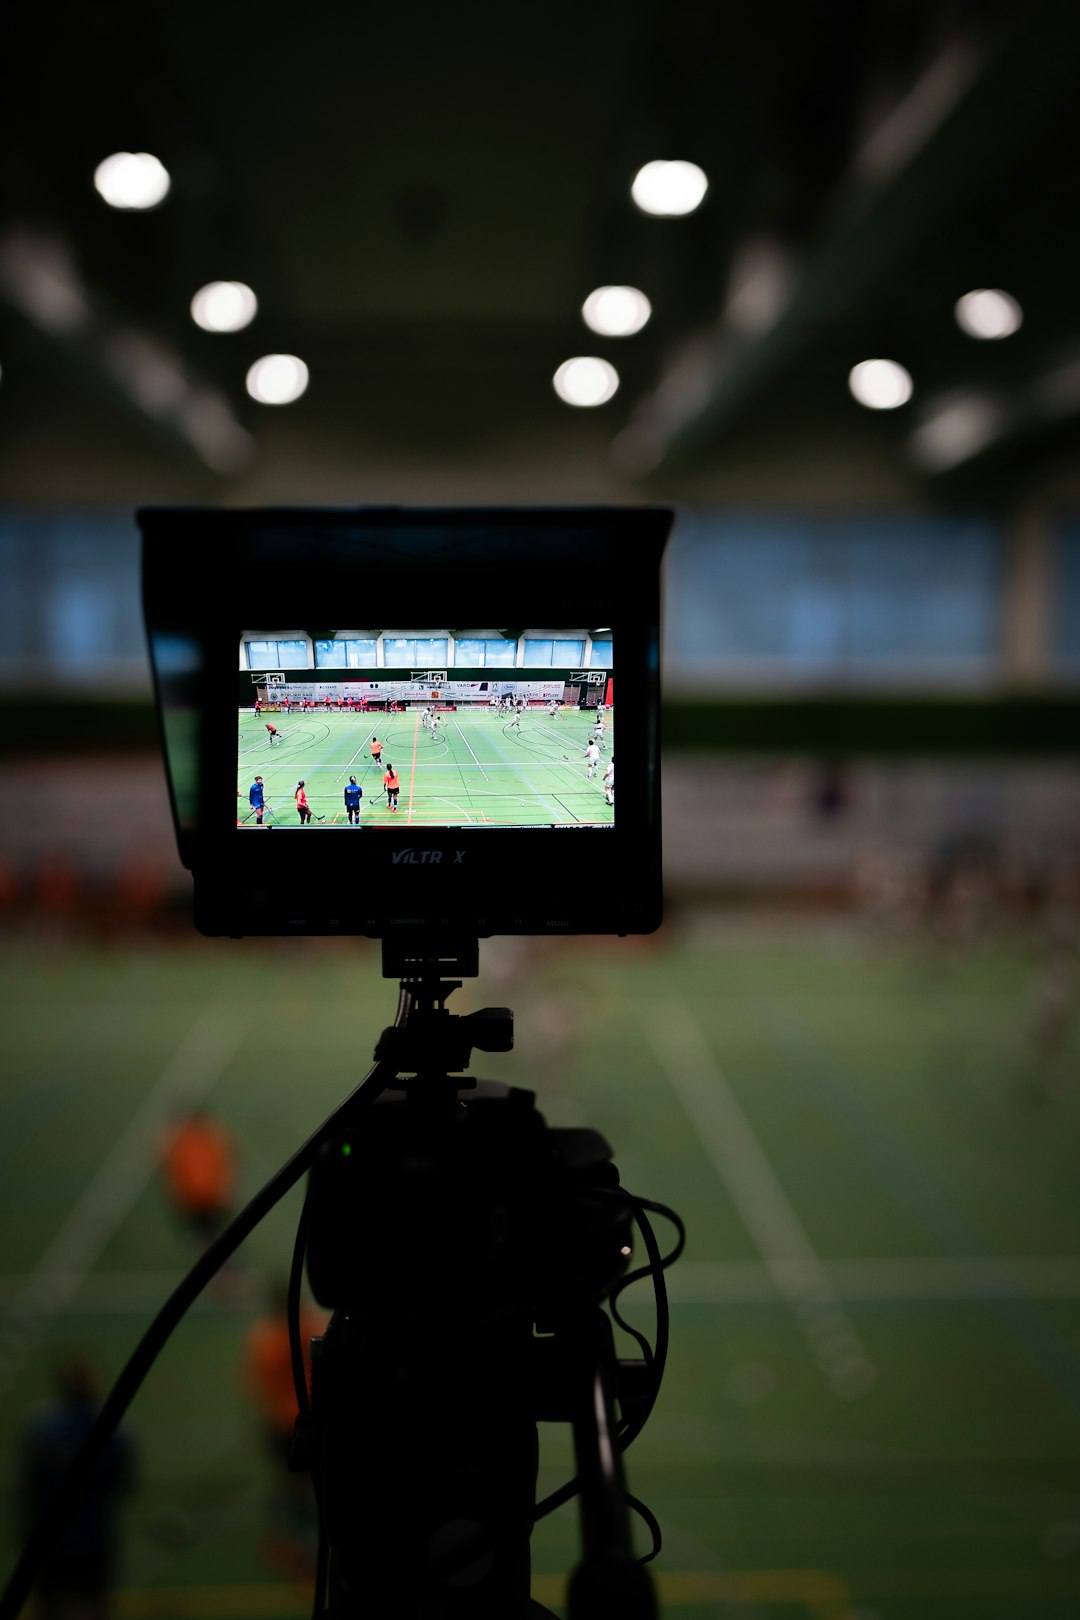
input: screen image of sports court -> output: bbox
[237,630,614,828]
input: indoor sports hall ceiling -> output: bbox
[2,0,1080,501]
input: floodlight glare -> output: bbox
[954,288,1022,340]
[191,282,258,333]
[848,358,913,410]
[246,354,309,405]
[630,160,708,217]
[552,357,620,407]
[582,286,652,337]
[93,152,171,210]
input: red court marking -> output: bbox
[406,712,420,823]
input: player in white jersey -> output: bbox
[584,740,600,780]
[547,700,559,718]
[603,758,614,805]
[429,711,440,739]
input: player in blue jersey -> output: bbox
[343,775,363,824]
[248,776,266,826]
[20,1357,134,1619]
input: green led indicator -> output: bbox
[341,1142,352,1157]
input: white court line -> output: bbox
[10,1255,1080,1312]
[485,728,562,821]
[426,797,474,822]
[665,1256,1080,1303]
[0,1004,250,1391]
[645,994,877,1398]
[454,722,489,781]
[335,730,377,781]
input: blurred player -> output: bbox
[161,1106,237,1253]
[603,756,614,806]
[429,713,441,740]
[281,694,290,714]
[547,699,559,718]
[253,697,262,718]
[265,722,280,745]
[590,717,606,749]
[584,739,600,780]
[344,775,363,824]
[244,1279,324,1577]
[383,763,400,810]
[510,708,522,732]
[370,736,384,767]
[19,1356,135,1620]
[295,781,312,824]
[248,775,266,826]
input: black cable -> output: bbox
[288,1189,312,1419]
[610,1196,685,1449]
[0,1036,403,1620]
[613,1197,686,1294]
[625,1491,663,1564]
[530,1190,681,1528]
[614,1201,668,1449]
[313,1522,329,1619]
[608,1292,654,1370]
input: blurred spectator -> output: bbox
[18,1356,134,1620]
[32,857,81,929]
[809,760,851,824]
[0,857,17,922]
[243,1280,325,1576]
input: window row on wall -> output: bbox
[2,510,1080,693]
[241,634,613,671]
[663,513,1030,687]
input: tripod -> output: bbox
[294,937,679,1617]
[0,938,682,1620]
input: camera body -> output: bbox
[140,505,670,939]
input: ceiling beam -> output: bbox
[625,0,1080,479]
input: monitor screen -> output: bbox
[238,636,614,830]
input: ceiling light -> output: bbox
[191,281,258,333]
[582,286,651,337]
[848,358,913,410]
[246,354,309,405]
[93,152,171,210]
[552,357,619,408]
[954,288,1022,340]
[631,160,709,217]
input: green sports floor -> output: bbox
[237,706,614,826]
[2,922,1080,1618]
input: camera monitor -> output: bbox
[140,506,670,939]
